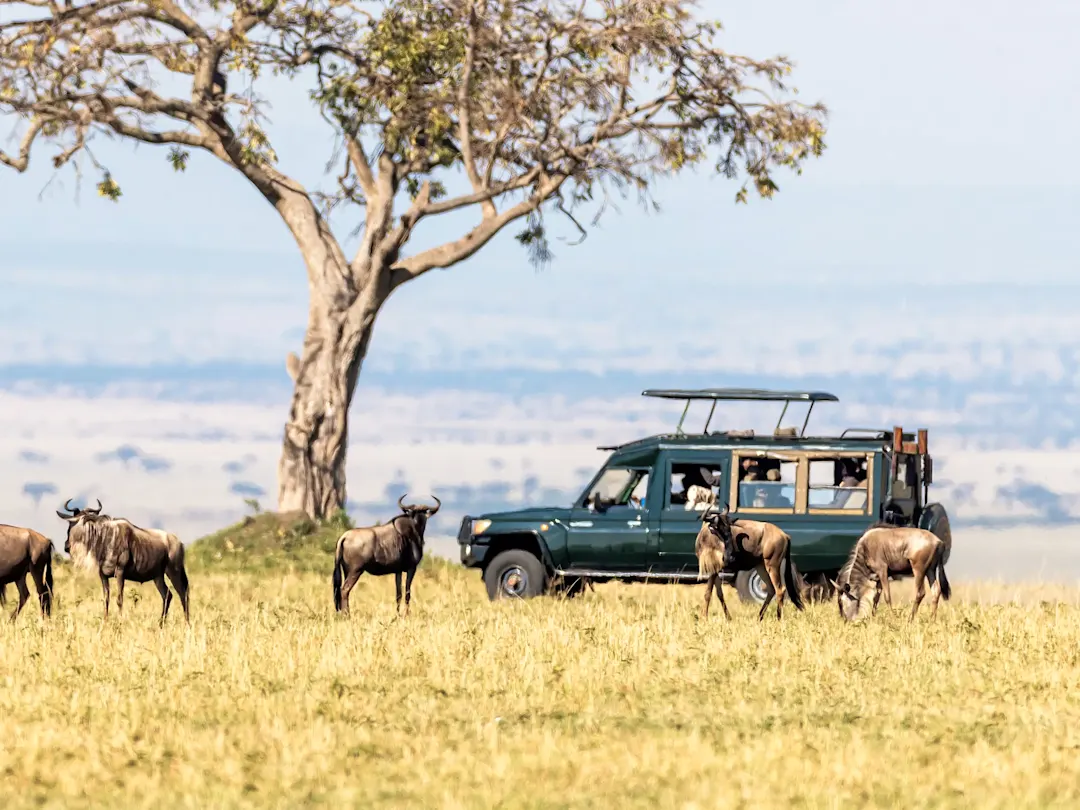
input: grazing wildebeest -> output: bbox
[0,523,54,622]
[696,506,805,621]
[694,506,739,619]
[56,500,190,625]
[332,494,441,616]
[834,523,951,623]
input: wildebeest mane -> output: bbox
[839,535,875,595]
[75,515,122,567]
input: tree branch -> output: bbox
[0,117,43,172]
[388,175,566,289]
[457,0,495,217]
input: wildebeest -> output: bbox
[834,523,951,622]
[694,506,739,619]
[332,494,441,616]
[0,522,54,622]
[695,506,805,621]
[56,499,190,625]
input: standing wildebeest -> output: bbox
[695,506,739,619]
[695,506,805,621]
[834,523,951,622]
[0,523,54,622]
[56,500,190,625]
[332,494,441,616]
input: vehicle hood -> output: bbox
[477,507,573,523]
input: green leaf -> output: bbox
[97,174,122,202]
[168,147,190,172]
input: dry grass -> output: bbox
[4,561,1080,809]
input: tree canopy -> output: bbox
[1,0,826,273]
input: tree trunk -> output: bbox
[276,279,387,519]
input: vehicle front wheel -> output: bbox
[484,549,548,601]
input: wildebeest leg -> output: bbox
[404,567,416,617]
[338,571,361,616]
[100,574,111,621]
[394,571,403,615]
[165,566,190,625]
[757,567,777,622]
[713,576,731,620]
[927,567,942,619]
[873,566,893,610]
[9,576,29,623]
[116,573,126,618]
[30,563,49,618]
[767,559,787,621]
[701,575,714,619]
[871,580,882,615]
[154,575,172,626]
[909,561,928,621]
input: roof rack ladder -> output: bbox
[799,401,817,437]
[675,399,691,436]
[774,400,790,434]
[702,400,718,434]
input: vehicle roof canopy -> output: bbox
[640,387,840,440]
[596,387,915,461]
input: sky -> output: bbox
[1,1,1079,580]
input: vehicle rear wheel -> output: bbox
[734,562,807,605]
[484,549,548,601]
[735,565,771,605]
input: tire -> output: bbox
[735,565,771,605]
[736,561,810,605]
[484,549,548,601]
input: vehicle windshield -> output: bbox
[583,467,649,510]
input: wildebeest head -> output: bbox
[56,498,105,562]
[701,504,738,569]
[831,576,875,622]
[396,494,441,537]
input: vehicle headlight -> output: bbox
[472,519,491,536]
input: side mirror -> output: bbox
[923,456,933,485]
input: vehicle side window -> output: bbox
[736,457,796,510]
[808,456,870,511]
[585,468,649,511]
[666,463,723,509]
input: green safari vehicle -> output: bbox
[457,388,952,603]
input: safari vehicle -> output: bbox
[457,388,951,603]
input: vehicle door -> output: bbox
[785,451,878,572]
[655,451,730,574]
[564,465,652,571]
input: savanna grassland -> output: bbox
[4,515,1080,809]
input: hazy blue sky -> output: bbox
[2,0,1079,314]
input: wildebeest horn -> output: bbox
[427,495,441,515]
[85,498,103,514]
[398,493,409,511]
[63,497,75,512]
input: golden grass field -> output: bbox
[5,528,1080,809]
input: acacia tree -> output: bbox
[0,0,826,519]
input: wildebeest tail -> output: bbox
[784,543,805,611]
[42,544,54,616]
[332,534,345,612]
[935,542,952,601]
